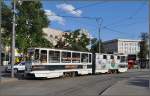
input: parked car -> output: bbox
[5,62,26,73]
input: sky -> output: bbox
[5,0,149,41]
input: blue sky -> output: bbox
[42,0,148,41]
[5,0,149,41]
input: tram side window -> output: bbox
[40,50,47,63]
[27,51,34,61]
[34,49,39,61]
[120,56,126,62]
[49,51,60,63]
[61,52,71,63]
[72,53,80,63]
[117,56,120,59]
[81,53,88,63]
[110,55,114,59]
[89,54,92,63]
[103,55,107,59]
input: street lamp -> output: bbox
[96,17,103,54]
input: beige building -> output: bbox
[43,28,68,46]
[103,39,141,55]
[43,28,90,46]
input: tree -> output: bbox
[138,32,149,68]
[15,1,52,53]
[55,38,66,49]
[61,29,90,51]
[1,1,12,47]
[90,38,104,53]
[138,33,149,59]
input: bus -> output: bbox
[94,53,128,74]
[24,48,92,78]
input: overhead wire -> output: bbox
[103,26,135,38]
[47,1,147,38]
[102,1,146,28]
[74,1,109,11]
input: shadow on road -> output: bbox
[128,79,149,88]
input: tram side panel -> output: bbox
[94,53,109,74]
[94,53,119,74]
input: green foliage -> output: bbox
[15,1,52,52]
[55,38,65,49]
[56,29,90,51]
[1,1,12,46]
[138,32,149,60]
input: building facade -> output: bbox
[43,28,90,46]
[43,28,68,46]
[103,39,141,55]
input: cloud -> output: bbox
[56,3,82,17]
[45,9,65,25]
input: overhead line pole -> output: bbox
[11,0,16,78]
[96,17,103,54]
[148,0,150,89]
[0,0,2,66]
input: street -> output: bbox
[0,71,149,96]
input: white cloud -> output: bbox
[56,3,82,17]
[45,9,65,25]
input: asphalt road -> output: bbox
[0,71,149,96]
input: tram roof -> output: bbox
[28,47,92,54]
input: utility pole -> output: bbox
[148,0,150,89]
[11,0,16,78]
[96,17,103,54]
[0,0,2,66]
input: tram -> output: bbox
[24,48,128,78]
[25,48,92,78]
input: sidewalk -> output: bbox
[102,75,150,96]
[0,77,18,84]
[127,69,149,72]
[0,66,18,84]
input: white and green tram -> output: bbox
[94,53,128,74]
[25,48,92,78]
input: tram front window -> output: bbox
[120,56,126,62]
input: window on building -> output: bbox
[55,36,58,39]
[49,34,53,38]
[40,50,47,63]
[49,51,60,63]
